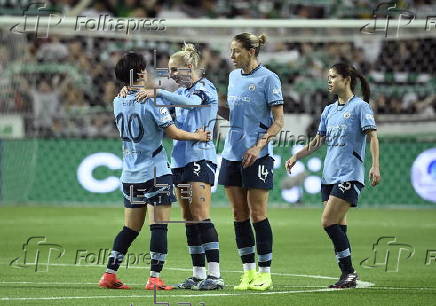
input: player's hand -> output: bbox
[242,146,261,168]
[369,166,381,186]
[136,89,157,102]
[117,86,128,98]
[285,155,298,174]
[195,128,211,142]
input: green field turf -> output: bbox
[0,206,435,305]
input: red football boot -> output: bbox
[99,272,130,289]
[145,277,174,290]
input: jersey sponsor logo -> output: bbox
[258,165,268,183]
[193,162,201,176]
[343,112,351,119]
[338,182,352,193]
[249,84,256,91]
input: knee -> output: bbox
[233,208,249,222]
[250,212,266,223]
[321,214,335,228]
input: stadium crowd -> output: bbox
[0,0,435,137]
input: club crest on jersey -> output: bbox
[248,84,256,91]
[343,112,351,119]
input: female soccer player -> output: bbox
[98,52,210,290]
[285,63,381,288]
[218,33,284,291]
[134,43,223,290]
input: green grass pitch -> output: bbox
[1,206,435,305]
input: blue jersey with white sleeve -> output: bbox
[222,65,283,161]
[114,91,174,184]
[318,96,377,185]
[160,78,218,168]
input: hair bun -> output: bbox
[182,42,197,53]
[258,34,267,46]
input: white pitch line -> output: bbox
[8,262,339,280]
[0,287,361,301]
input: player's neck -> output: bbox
[338,89,354,105]
[242,60,259,74]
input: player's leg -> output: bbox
[323,201,350,266]
[189,181,224,290]
[176,186,206,289]
[144,174,176,290]
[145,204,173,290]
[99,183,146,289]
[218,158,255,290]
[242,155,274,291]
[227,186,257,289]
[246,188,273,291]
[322,196,357,288]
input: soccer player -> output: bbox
[217,33,284,291]
[98,52,210,290]
[285,63,381,288]
[134,43,223,290]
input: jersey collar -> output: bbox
[186,77,204,90]
[337,95,355,106]
[241,64,262,76]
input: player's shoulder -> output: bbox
[322,102,335,114]
[352,96,372,111]
[259,65,279,78]
[229,68,242,79]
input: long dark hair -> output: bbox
[331,63,371,102]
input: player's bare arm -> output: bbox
[285,134,326,173]
[366,129,381,186]
[165,124,210,142]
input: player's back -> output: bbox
[113,91,173,184]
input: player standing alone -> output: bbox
[98,52,210,290]
[286,63,381,288]
[218,33,284,291]
[134,43,223,290]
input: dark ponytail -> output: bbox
[331,63,371,102]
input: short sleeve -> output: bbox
[318,107,328,136]
[359,102,377,133]
[265,74,284,106]
[150,103,174,129]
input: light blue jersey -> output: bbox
[222,65,284,161]
[114,91,174,184]
[161,78,218,168]
[318,96,377,185]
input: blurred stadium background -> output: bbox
[0,0,435,208]
[1,1,436,306]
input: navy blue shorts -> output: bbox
[122,174,176,208]
[172,160,217,186]
[321,181,364,207]
[218,155,274,190]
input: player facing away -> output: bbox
[286,63,381,288]
[133,43,223,290]
[218,33,284,291]
[98,52,210,290]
